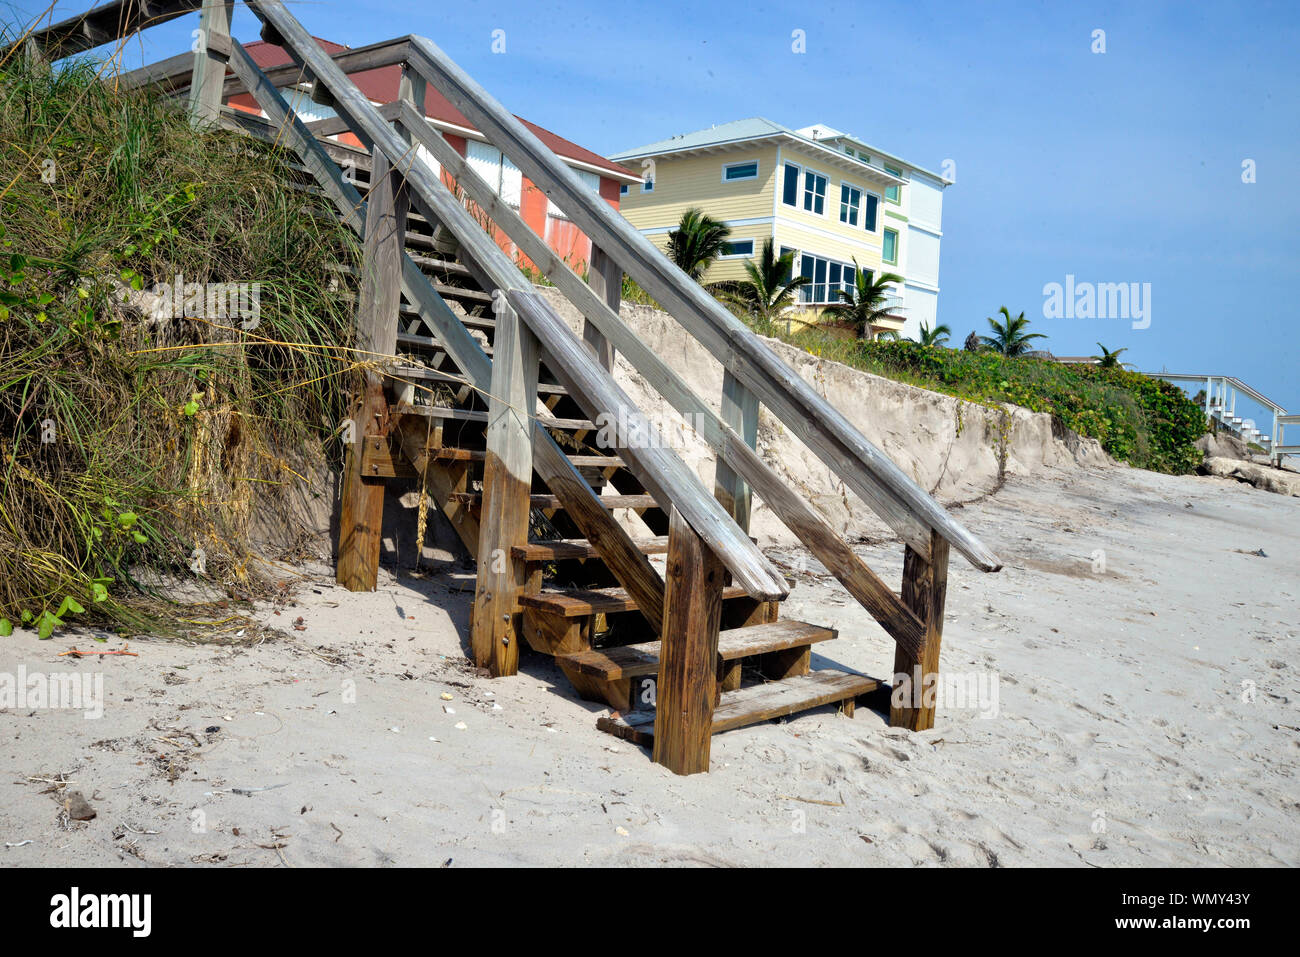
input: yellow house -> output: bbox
[609,118,950,340]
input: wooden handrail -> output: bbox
[6,0,201,60]
[240,0,789,602]
[404,35,1000,572]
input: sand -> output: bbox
[2,458,1297,868]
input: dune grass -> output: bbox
[0,48,361,638]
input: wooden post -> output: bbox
[336,141,409,591]
[188,0,234,126]
[889,529,950,731]
[653,507,725,775]
[471,302,538,676]
[714,370,758,533]
[584,244,619,370]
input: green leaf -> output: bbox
[131,530,147,544]
[37,613,56,639]
[21,610,33,623]
[57,596,86,617]
[117,511,138,527]
[0,618,12,637]
[91,582,109,603]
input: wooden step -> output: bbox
[391,404,595,431]
[392,365,568,396]
[421,449,624,467]
[398,330,493,356]
[407,254,472,278]
[513,535,669,562]
[521,583,750,618]
[400,304,496,331]
[445,492,659,511]
[558,619,837,681]
[596,670,879,746]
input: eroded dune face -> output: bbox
[538,288,1111,546]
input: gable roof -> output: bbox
[609,116,944,185]
[240,38,639,183]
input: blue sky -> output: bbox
[15,1,1300,420]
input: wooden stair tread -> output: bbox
[597,670,879,744]
[407,254,472,277]
[390,405,595,431]
[513,535,669,562]
[446,492,659,511]
[421,448,623,467]
[558,619,837,680]
[398,330,494,356]
[522,583,750,617]
[391,365,568,395]
[401,303,495,330]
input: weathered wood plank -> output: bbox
[714,369,757,533]
[471,303,537,676]
[188,0,234,126]
[600,670,880,745]
[653,507,726,776]
[585,244,619,370]
[890,530,950,731]
[558,619,837,681]
[521,583,749,619]
[511,536,668,562]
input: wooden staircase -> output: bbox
[17,0,1002,776]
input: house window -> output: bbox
[883,228,899,264]
[642,175,654,193]
[782,163,800,206]
[549,170,600,219]
[839,184,861,226]
[720,239,755,258]
[620,184,629,195]
[803,170,827,214]
[863,192,879,232]
[798,253,857,304]
[466,140,521,208]
[845,147,855,157]
[884,165,902,204]
[723,160,758,182]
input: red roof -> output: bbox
[241,37,632,180]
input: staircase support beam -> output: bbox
[890,529,950,731]
[188,0,234,126]
[653,507,725,776]
[471,303,538,676]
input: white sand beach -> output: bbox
[2,460,1296,868]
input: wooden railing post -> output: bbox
[714,370,758,533]
[336,140,409,590]
[890,529,950,731]
[584,244,619,370]
[653,506,725,775]
[471,302,539,676]
[188,0,234,126]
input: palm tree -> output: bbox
[714,239,810,323]
[665,207,731,281]
[917,321,951,347]
[820,261,904,339]
[980,306,1046,356]
[1092,343,1129,368]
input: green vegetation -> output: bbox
[0,50,360,637]
[666,207,731,281]
[981,306,1045,356]
[713,239,809,323]
[820,263,904,340]
[917,321,951,347]
[1093,343,1129,368]
[731,318,1206,474]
